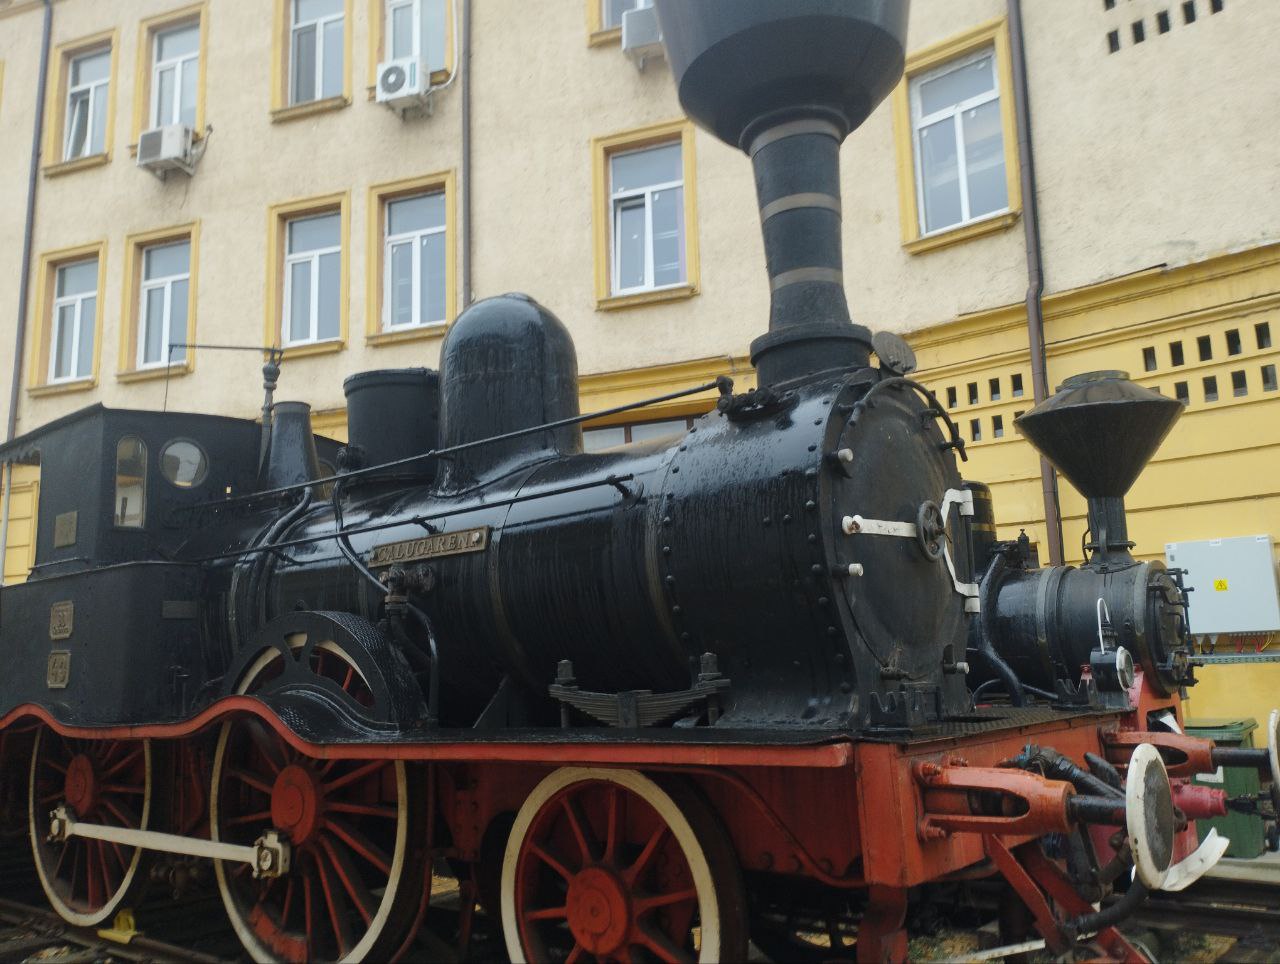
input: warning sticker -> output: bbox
[1213,578,1229,592]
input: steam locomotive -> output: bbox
[0,1,1276,962]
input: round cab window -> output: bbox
[160,440,208,488]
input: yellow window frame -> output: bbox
[365,170,457,346]
[42,29,120,176]
[592,118,700,311]
[265,191,351,360]
[271,0,354,121]
[891,18,1022,255]
[130,3,209,147]
[366,0,455,98]
[117,222,200,383]
[28,241,107,396]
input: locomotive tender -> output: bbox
[1,1,1277,961]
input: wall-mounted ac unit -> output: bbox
[136,124,195,178]
[376,58,430,113]
[622,4,663,71]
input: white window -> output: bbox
[909,47,1009,236]
[609,141,686,296]
[138,240,191,369]
[283,212,341,346]
[50,259,98,383]
[64,48,110,160]
[601,0,651,30]
[386,0,446,69]
[583,417,694,452]
[291,0,345,105]
[151,22,199,128]
[384,192,446,330]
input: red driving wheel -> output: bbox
[502,768,746,963]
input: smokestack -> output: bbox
[655,0,910,385]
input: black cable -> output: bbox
[331,477,390,596]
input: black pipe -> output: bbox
[7,0,54,443]
[1212,746,1270,770]
[1064,878,1149,941]
[977,554,1027,706]
[1007,0,1064,566]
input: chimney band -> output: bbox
[759,192,842,222]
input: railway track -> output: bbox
[0,897,226,963]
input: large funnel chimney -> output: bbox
[655,0,909,385]
[1015,371,1182,563]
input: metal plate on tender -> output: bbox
[369,526,489,567]
[53,511,77,548]
[47,651,71,689]
[49,601,73,640]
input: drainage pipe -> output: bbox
[1,0,54,586]
[1007,0,1064,565]
[460,0,473,308]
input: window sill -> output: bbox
[43,154,111,178]
[271,96,351,124]
[597,283,699,312]
[118,364,192,384]
[29,378,96,398]
[903,209,1020,255]
[589,26,622,47]
[366,324,448,347]
[280,339,346,360]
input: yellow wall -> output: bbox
[3,463,39,584]
[1183,663,1280,738]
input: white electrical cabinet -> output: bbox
[1165,534,1280,634]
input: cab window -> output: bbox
[115,436,147,527]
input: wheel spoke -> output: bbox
[225,767,273,795]
[244,720,287,776]
[101,784,146,795]
[323,760,385,796]
[528,841,574,882]
[522,904,567,922]
[325,801,397,820]
[324,816,392,876]
[225,809,272,828]
[624,824,669,886]
[635,923,694,964]
[95,841,115,908]
[42,759,68,775]
[281,877,296,927]
[635,887,698,916]
[101,748,143,779]
[320,836,377,926]
[560,795,598,865]
[86,842,101,908]
[314,845,356,957]
[101,797,140,830]
[565,943,586,964]
[605,785,624,864]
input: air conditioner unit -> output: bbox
[622,5,664,71]
[136,124,195,177]
[376,57,430,112]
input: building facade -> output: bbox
[1,0,1277,713]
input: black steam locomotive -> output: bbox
[1,2,1274,962]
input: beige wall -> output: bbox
[0,0,1276,439]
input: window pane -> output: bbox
[156,65,175,124]
[389,241,413,326]
[179,62,197,127]
[54,305,76,379]
[57,260,97,297]
[115,438,147,528]
[296,0,343,21]
[71,49,110,86]
[583,426,626,451]
[388,193,444,235]
[918,54,995,116]
[421,232,445,323]
[422,0,447,71]
[919,117,962,233]
[611,143,681,193]
[160,440,207,488]
[142,287,166,365]
[390,2,414,59]
[144,240,190,280]
[614,199,646,291]
[651,186,684,287]
[317,251,340,339]
[89,87,108,153]
[962,99,1008,218]
[169,279,189,361]
[288,261,312,341]
[157,24,199,60]
[630,419,686,443]
[288,213,340,253]
[292,24,317,103]
[602,0,636,29]
[65,91,90,159]
[76,296,95,377]
[321,18,344,98]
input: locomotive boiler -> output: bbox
[0,1,1276,961]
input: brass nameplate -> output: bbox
[50,601,74,640]
[54,511,77,548]
[47,651,71,689]
[369,527,489,567]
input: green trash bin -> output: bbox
[1183,717,1265,859]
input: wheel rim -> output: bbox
[28,730,151,927]
[211,638,413,963]
[502,768,722,964]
